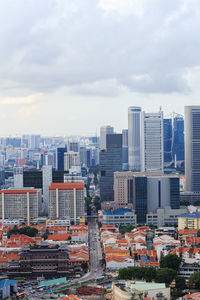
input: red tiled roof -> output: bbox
[0,189,37,194]
[49,183,84,190]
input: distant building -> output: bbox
[102,208,137,226]
[56,147,67,171]
[122,129,128,171]
[69,142,79,153]
[114,171,180,224]
[100,125,114,150]
[178,212,200,230]
[48,182,85,224]
[163,118,172,165]
[172,115,184,163]
[185,106,200,192]
[128,106,141,171]
[0,188,42,225]
[64,151,80,171]
[141,110,164,173]
[100,134,122,202]
[0,280,18,299]
[42,165,52,215]
[13,166,23,188]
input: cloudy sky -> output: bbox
[0,0,200,136]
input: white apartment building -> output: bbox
[141,111,164,173]
[64,151,80,171]
[0,188,42,225]
[48,182,85,224]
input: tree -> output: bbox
[156,292,167,300]
[7,226,38,238]
[160,254,181,271]
[197,229,200,237]
[189,271,200,289]
[81,262,88,273]
[155,268,177,285]
[42,229,50,240]
[175,276,186,290]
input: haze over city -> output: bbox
[0,0,200,135]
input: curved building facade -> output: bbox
[128,107,141,171]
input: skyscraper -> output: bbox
[141,111,164,173]
[185,106,200,192]
[100,125,114,150]
[100,134,122,202]
[163,118,172,165]
[122,129,128,171]
[172,115,184,163]
[64,151,80,171]
[56,147,67,170]
[128,107,141,171]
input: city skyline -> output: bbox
[0,1,200,135]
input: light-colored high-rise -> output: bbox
[64,151,80,171]
[185,106,200,192]
[100,125,114,150]
[141,111,164,173]
[42,165,52,215]
[128,107,141,171]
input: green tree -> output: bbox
[119,224,135,234]
[156,292,167,300]
[7,226,38,238]
[175,276,186,290]
[160,254,181,271]
[197,229,200,237]
[42,229,50,240]
[189,271,200,289]
[81,262,88,273]
[155,268,176,285]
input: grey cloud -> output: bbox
[0,0,199,95]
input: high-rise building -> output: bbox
[128,107,141,171]
[0,188,42,225]
[64,151,80,171]
[141,111,164,173]
[48,182,85,224]
[114,171,180,224]
[42,165,52,215]
[164,118,172,164]
[172,115,184,163]
[69,142,79,153]
[122,129,128,171]
[185,106,200,192]
[56,147,67,170]
[100,126,114,150]
[100,134,122,202]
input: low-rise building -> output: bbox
[101,208,137,226]
[178,212,200,229]
[147,207,187,227]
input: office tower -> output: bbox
[164,119,172,164]
[0,188,42,225]
[114,171,180,224]
[128,107,141,171]
[13,167,23,188]
[172,115,184,164]
[86,149,91,167]
[56,147,67,170]
[122,129,128,171]
[141,111,164,173]
[0,168,5,188]
[69,142,79,153]
[64,151,80,171]
[42,165,52,215]
[100,125,114,150]
[91,147,99,166]
[79,147,87,166]
[48,182,84,224]
[28,135,40,149]
[185,106,200,192]
[100,134,122,202]
[44,153,54,166]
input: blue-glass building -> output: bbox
[172,116,184,162]
[56,147,67,170]
[163,119,172,164]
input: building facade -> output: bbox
[185,106,200,192]
[100,134,122,202]
[128,106,141,171]
[100,125,114,150]
[0,188,42,225]
[163,118,172,165]
[141,111,164,173]
[48,182,85,224]
[64,151,80,171]
[56,147,67,171]
[122,129,128,171]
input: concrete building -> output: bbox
[185,106,200,192]
[100,134,122,202]
[13,167,23,188]
[69,142,80,153]
[122,129,129,171]
[141,111,164,173]
[178,212,200,230]
[114,171,180,225]
[112,281,170,300]
[147,207,187,227]
[42,165,52,215]
[100,125,114,150]
[102,208,137,226]
[64,151,80,172]
[128,106,141,171]
[48,182,85,224]
[0,188,42,225]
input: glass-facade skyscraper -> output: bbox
[56,147,67,171]
[164,118,172,164]
[172,116,184,162]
